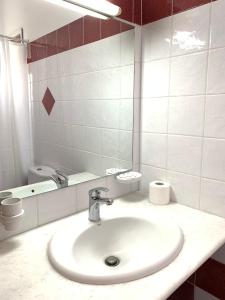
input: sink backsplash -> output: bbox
[0,176,137,241]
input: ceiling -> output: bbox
[0,0,83,41]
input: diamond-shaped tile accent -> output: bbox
[42,88,55,115]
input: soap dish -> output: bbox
[116,172,142,184]
[106,168,127,175]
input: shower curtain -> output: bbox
[0,39,32,190]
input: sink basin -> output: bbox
[48,211,183,284]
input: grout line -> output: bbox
[143,49,209,63]
[141,161,225,185]
[141,131,225,140]
[142,92,225,99]
[143,44,225,66]
[199,0,213,210]
[165,14,174,182]
[32,61,135,82]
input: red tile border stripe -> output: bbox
[28,0,136,63]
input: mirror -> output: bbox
[0,0,136,197]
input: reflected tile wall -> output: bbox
[28,0,141,63]
[29,30,135,178]
[29,17,124,63]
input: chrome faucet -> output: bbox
[49,170,68,189]
[88,187,113,222]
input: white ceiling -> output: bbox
[0,0,83,41]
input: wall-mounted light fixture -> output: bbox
[45,0,122,20]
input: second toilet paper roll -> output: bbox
[149,181,170,205]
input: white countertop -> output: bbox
[0,192,225,300]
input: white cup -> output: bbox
[0,211,24,231]
[0,192,12,203]
[1,198,22,217]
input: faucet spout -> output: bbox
[99,198,113,205]
[48,171,68,189]
[88,187,113,222]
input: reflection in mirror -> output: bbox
[0,0,135,197]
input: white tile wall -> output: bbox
[140,0,225,219]
[38,186,77,225]
[207,48,225,94]
[142,133,167,168]
[170,51,208,96]
[142,98,168,133]
[200,178,225,217]
[171,4,210,56]
[167,171,200,208]
[205,95,225,138]
[167,135,202,176]
[142,17,172,61]
[202,138,225,181]
[168,96,205,136]
[142,59,170,97]
[210,0,225,49]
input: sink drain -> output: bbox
[104,256,120,267]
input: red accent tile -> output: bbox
[195,258,225,299]
[134,0,142,25]
[30,36,47,62]
[42,88,55,115]
[120,22,134,33]
[57,25,70,53]
[69,18,84,49]
[108,0,133,22]
[173,0,211,14]
[84,16,101,44]
[167,282,194,300]
[187,273,196,285]
[101,19,121,39]
[46,31,57,57]
[142,0,173,24]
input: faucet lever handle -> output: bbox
[88,187,109,198]
[55,170,68,180]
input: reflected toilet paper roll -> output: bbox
[149,181,170,205]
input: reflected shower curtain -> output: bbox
[0,39,32,189]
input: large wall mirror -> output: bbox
[0,0,136,197]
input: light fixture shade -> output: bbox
[45,0,121,20]
[71,0,122,17]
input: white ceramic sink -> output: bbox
[48,211,183,284]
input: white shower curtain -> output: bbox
[0,39,32,189]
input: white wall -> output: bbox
[29,30,135,177]
[140,0,225,264]
[0,0,82,40]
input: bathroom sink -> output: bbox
[48,211,183,284]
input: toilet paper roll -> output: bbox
[149,181,170,205]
